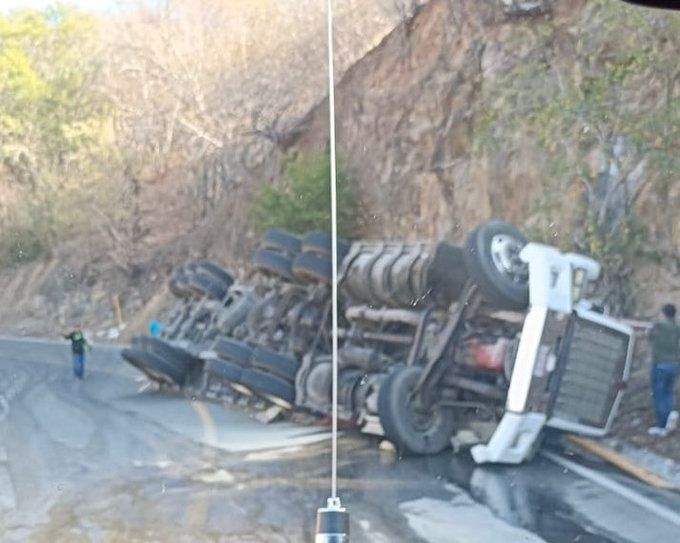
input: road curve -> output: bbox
[0,337,678,542]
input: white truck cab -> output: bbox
[472,243,634,463]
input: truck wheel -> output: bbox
[188,272,228,300]
[213,338,253,366]
[301,231,350,260]
[205,358,242,383]
[378,366,456,455]
[464,220,529,310]
[169,274,193,298]
[292,251,332,284]
[240,368,296,409]
[196,261,234,290]
[121,348,187,386]
[252,249,295,282]
[135,337,197,369]
[261,228,302,256]
[251,347,299,382]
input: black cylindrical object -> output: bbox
[315,501,349,543]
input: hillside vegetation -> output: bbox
[0,0,678,336]
[283,0,679,314]
[0,0,406,335]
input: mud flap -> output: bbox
[471,412,546,464]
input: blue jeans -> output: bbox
[651,362,679,427]
[73,353,85,379]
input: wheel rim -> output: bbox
[404,395,440,434]
[490,234,528,283]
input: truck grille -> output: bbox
[550,316,630,430]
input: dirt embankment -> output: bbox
[0,1,413,340]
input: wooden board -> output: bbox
[566,434,677,491]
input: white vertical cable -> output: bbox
[326,0,339,501]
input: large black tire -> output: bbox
[240,367,296,409]
[168,275,193,298]
[464,220,529,310]
[261,228,302,256]
[292,251,332,284]
[251,347,299,382]
[301,231,350,260]
[252,249,295,282]
[169,266,194,297]
[183,261,199,275]
[121,347,188,386]
[188,271,228,300]
[133,336,197,370]
[213,338,253,366]
[378,366,456,455]
[196,261,234,290]
[205,358,242,383]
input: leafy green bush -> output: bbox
[0,6,110,268]
[251,152,358,237]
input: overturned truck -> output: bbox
[123,221,634,464]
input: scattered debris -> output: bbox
[567,434,678,490]
[192,468,235,485]
[136,379,158,394]
[255,405,284,424]
[451,429,481,453]
[379,440,396,452]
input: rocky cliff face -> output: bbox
[280,0,679,313]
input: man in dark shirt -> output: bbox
[648,304,680,436]
[64,325,91,380]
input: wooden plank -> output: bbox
[111,294,124,327]
[566,434,677,491]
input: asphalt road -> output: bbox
[1,338,679,542]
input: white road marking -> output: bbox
[542,451,680,527]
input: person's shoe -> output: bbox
[648,426,668,437]
[665,411,679,432]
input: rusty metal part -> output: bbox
[339,346,382,372]
[434,396,499,417]
[406,308,434,367]
[337,328,414,345]
[341,241,468,309]
[412,282,479,407]
[345,306,423,327]
[439,376,506,402]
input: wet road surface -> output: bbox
[1,338,679,542]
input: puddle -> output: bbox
[400,496,546,543]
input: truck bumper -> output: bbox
[471,412,546,464]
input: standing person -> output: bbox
[64,325,91,380]
[648,304,680,436]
